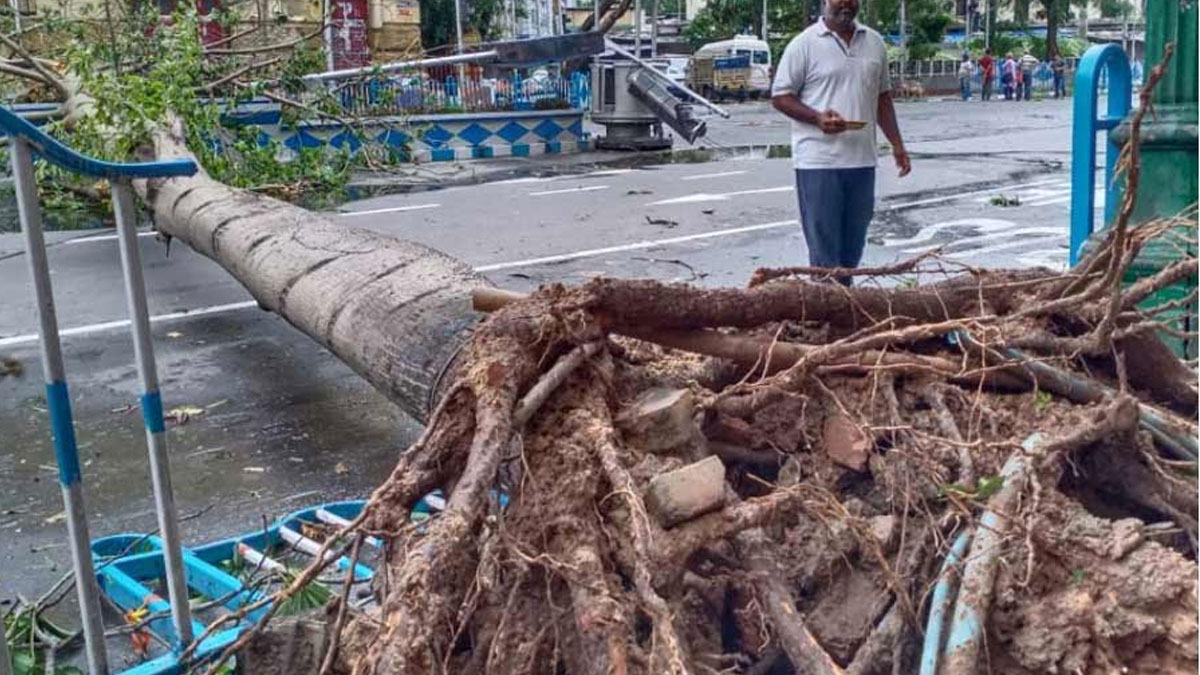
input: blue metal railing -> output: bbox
[1068,44,1132,264]
[334,71,591,116]
[1,105,197,675]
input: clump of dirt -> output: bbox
[991,491,1198,674]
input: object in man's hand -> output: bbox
[844,120,867,130]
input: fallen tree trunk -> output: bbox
[134,119,482,423]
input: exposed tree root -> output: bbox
[234,193,1195,674]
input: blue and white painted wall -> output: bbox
[222,100,591,163]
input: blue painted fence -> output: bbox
[335,71,591,116]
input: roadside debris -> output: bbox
[165,404,206,425]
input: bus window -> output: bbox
[735,49,752,56]
[753,51,769,64]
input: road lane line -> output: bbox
[492,176,556,185]
[881,218,1020,248]
[680,170,748,181]
[902,226,1064,253]
[1016,249,1069,270]
[529,185,610,197]
[475,220,796,272]
[649,186,792,205]
[950,235,1066,259]
[583,169,636,177]
[1025,195,1074,207]
[338,203,440,217]
[0,300,260,348]
[882,177,1065,211]
[5,178,1079,344]
[65,231,157,245]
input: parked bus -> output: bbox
[691,35,772,97]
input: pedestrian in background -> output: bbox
[1002,53,1017,100]
[958,53,974,100]
[1051,53,1067,98]
[1019,49,1039,100]
[979,48,995,100]
[771,0,910,283]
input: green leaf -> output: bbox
[1033,390,1053,413]
[974,475,1005,500]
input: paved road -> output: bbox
[0,97,1090,611]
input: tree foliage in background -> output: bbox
[420,0,508,48]
[682,0,818,64]
[906,0,953,59]
[0,3,360,228]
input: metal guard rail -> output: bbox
[1,105,197,675]
[1069,44,1132,265]
[0,106,196,179]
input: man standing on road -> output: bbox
[979,48,995,100]
[1019,49,1039,100]
[770,0,910,282]
[1051,53,1067,98]
[1002,53,1017,99]
[958,52,974,100]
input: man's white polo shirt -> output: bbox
[771,18,891,170]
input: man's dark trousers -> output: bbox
[795,167,876,278]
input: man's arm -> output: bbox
[876,91,911,176]
[772,94,847,134]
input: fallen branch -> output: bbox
[748,248,944,288]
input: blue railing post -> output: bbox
[1,105,198,667]
[1069,44,1132,265]
[111,179,195,648]
[10,134,111,675]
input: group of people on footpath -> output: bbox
[958,48,1067,101]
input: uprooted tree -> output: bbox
[5,8,1198,674]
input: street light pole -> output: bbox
[634,0,642,56]
[650,0,658,56]
[453,0,465,93]
[762,0,768,41]
[900,0,907,63]
[984,0,990,50]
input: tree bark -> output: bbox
[1045,0,1060,58]
[135,119,484,424]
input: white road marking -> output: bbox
[884,177,1064,211]
[583,169,636,177]
[0,300,260,348]
[649,186,792,205]
[881,218,1019,248]
[65,231,157,245]
[529,185,610,197]
[492,176,556,185]
[475,220,796,272]
[1016,248,1069,270]
[951,235,1066,259]
[680,170,748,181]
[649,177,1066,209]
[338,203,440,217]
[903,226,1064,253]
[4,176,1080,345]
[1025,195,1072,207]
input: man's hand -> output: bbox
[818,109,847,134]
[893,145,911,177]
